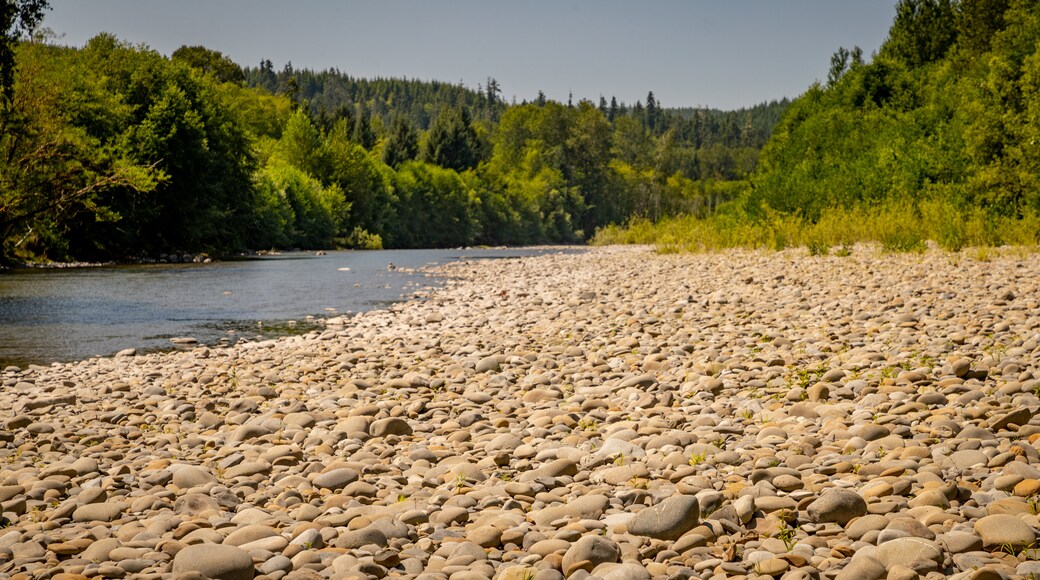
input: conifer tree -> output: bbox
[421,106,481,172]
[382,116,419,168]
[352,109,376,149]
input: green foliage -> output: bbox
[881,0,958,67]
[874,201,926,253]
[108,42,258,255]
[604,0,1040,253]
[171,45,244,85]
[318,122,396,241]
[421,106,483,172]
[775,522,799,551]
[341,227,383,250]
[274,108,324,175]
[4,26,787,262]
[0,0,48,102]
[382,115,419,168]
[255,162,345,249]
[391,161,476,247]
[244,66,506,130]
[593,197,1040,253]
[352,110,376,150]
[1,40,160,262]
[248,169,293,249]
[755,0,1040,221]
[957,0,1013,54]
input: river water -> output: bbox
[0,248,574,368]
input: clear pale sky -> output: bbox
[44,1,897,110]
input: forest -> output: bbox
[0,0,785,264]
[6,0,1035,264]
[599,0,1040,252]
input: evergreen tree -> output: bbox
[881,0,957,66]
[828,47,851,86]
[285,75,300,108]
[257,59,277,92]
[329,104,354,137]
[382,115,418,167]
[608,96,619,122]
[691,110,703,148]
[956,0,1011,54]
[632,100,644,125]
[485,77,500,107]
[850,46,864,67]
[646,91,659,132]
[352,109,376,149]
[421,106,481,172]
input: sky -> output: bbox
[43,1,898,110]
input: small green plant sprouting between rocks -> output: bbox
[577,417,600,431]
[997,541,1020,556]
[775,522,799,551]
[452,473,467,493]
[689,451,708,466]
[788,367,822,390]
[1020,545,1040,561]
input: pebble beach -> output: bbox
[2,245,1040,580]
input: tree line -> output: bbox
[12,1,1034,263]
[748,0,1040,232]
[598,0,1040,253]
[0,7,786,264]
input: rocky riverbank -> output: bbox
[1,245,1039,580]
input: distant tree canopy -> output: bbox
[381,116,419,168]
[421,106,483,172]
[20,0,1040,262]
[3,14,790,264]
[880,0,959,66]
[171,45,245,85]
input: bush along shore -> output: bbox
[592,199,1040,255]
[1,246,1040,579]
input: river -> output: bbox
[0,248,576,368]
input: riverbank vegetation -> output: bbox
[594,198,1040,254]
[6,1,1035,264]
[599,0,1040,252]
[0,2,785,265]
